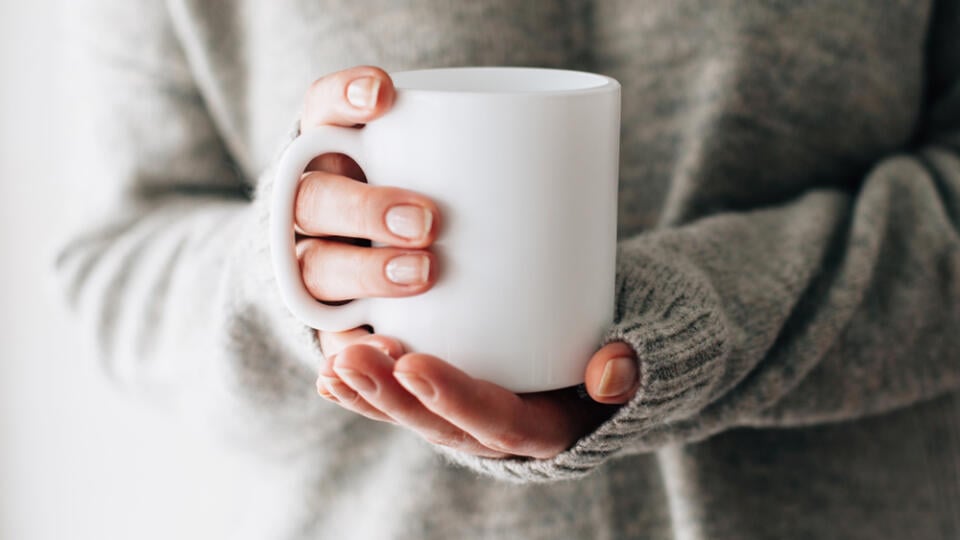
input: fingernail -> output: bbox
[346,77,381,110]
[334,368,377,394]
[394,371,436,400]
[597,357,638,398]
[385,254,430,285]
[385,204,433,240]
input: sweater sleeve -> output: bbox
[54,0,348,456]
[442,3,960,482]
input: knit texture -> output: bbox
[56,0,960,538]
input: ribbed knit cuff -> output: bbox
[437,239,732,483]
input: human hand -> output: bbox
[297,66,639,459]
[317,332,639,459]
[295,65,440,307]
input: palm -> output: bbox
[316,329,637,459]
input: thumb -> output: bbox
[584,342,639,404]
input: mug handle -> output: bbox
[270,126,370,331]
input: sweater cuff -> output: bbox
[226,117,325,372]
[436,239,732,483]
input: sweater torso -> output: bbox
[121,1,959,538]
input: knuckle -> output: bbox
[308,72,346,103]
[297,238,321,265]
[326,70,353,99]
[297,172,375,238]
[294,174,325,229]
[299,242,334,299]
[304,67,391,127]
[351,186,380,238]
[306,76,328,100]
[303,70,354,124]
[303,77,332,125]
[355,250,384,294]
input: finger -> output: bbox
[316,370,395,423]
[332,345,509,459]
[296,155,368,237]
[316,342,395,423]
[584,342,640,404]
[298,239,437,302]
[315,354,348,404]
[301,65,396,131]
[318,329,405,361]
[318,327,371,360]
[393,354,575,459]
[295,170,438,247]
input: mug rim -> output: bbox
[390,66,619,96]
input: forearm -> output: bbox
[55,183,351,453]
[58,0,352,454]
[609,149,960,438]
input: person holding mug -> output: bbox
[57,1,960,539]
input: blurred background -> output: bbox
[0,2,283,538]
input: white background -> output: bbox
[0,2,283,538]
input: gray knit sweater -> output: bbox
[57,1,960,538]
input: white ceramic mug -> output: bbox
[271,67,620,392]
